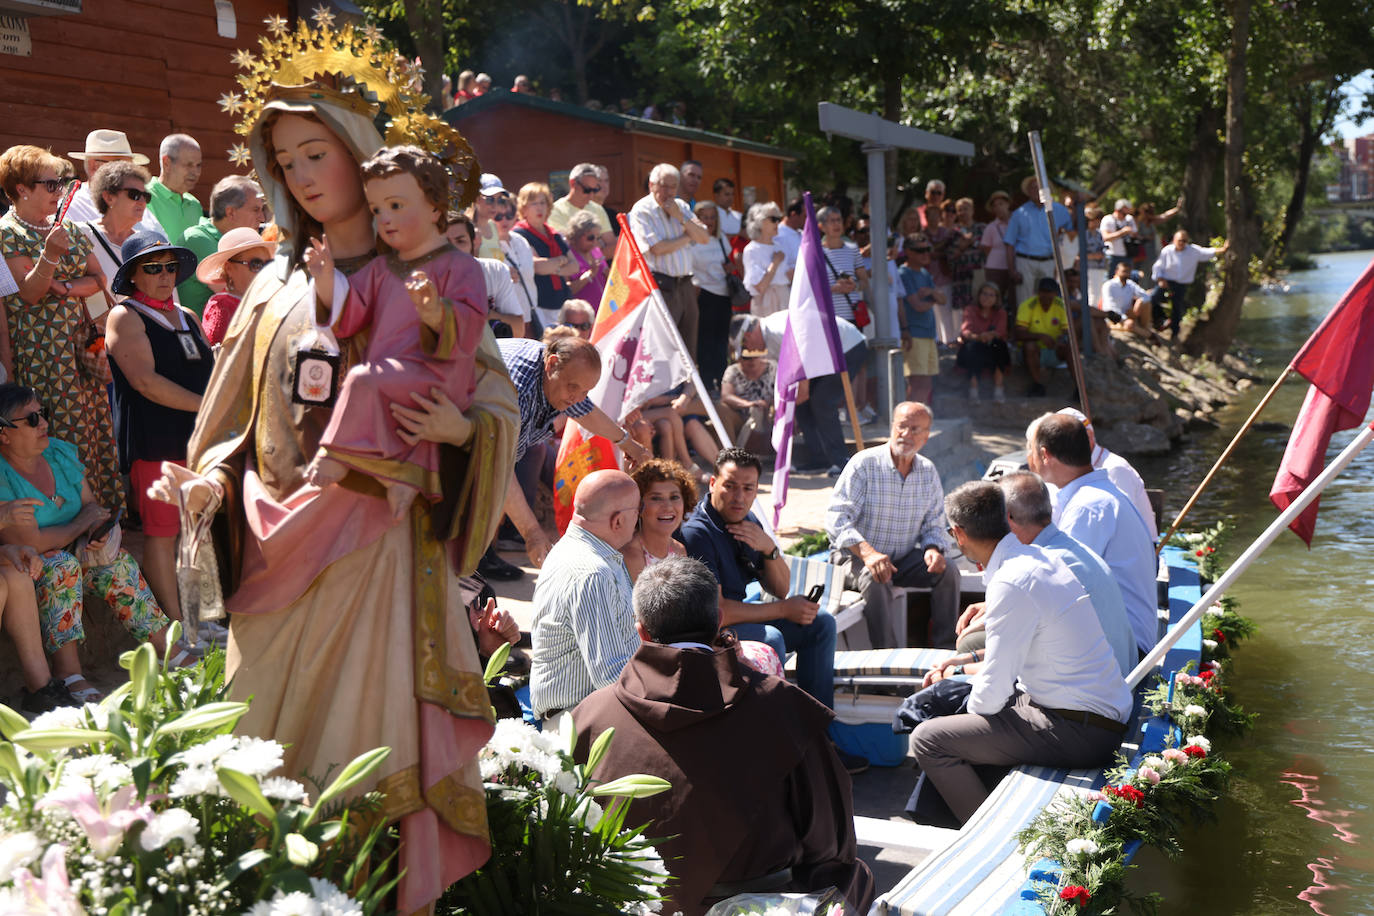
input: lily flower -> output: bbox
[39,783,153,859]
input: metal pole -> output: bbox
[1129,419,1374,689]
[1155,365,1295,555]
[1027,131,1091,416]
[864,143,899,423]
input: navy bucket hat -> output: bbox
[111,230,198,296]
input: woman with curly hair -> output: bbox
[621,458,698,582]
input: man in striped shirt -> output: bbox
[629,163,710,361]
[529,470,642,721]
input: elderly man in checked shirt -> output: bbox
[826,402,962,648]
[528,470,643,724]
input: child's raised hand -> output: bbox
[304,236,336,306]
[407,270,443,330]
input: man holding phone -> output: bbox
[826,402,962,648]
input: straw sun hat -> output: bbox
[195,227,279,287]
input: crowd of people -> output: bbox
[0,115,1177,913]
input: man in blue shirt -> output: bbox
[897,234,942,404]
[1002,176,1071,308]
[681,449,836,706]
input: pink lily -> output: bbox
[38,783,153,859]
[10,844,85,915]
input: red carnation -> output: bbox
[1184,744,1208,758]
[1059,885,1092,908]
[1207,546,1216,553]
[1196,549,1204,556]
[1213,628,1227,643]
[1198,669,1216,682]
[1105,784,1145,807]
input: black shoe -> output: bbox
[478,547,524,582]
[834,744,869,775]
[1027,382,1047,397]
[20,678,78,715]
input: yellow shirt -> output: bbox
[548,197,612,236]
[1016,296,1068,339]
[478,221,504,261]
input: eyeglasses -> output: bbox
[31,179,69,194]
[946,524,958,538]
[567,321,592,331]
[118,187,152,203]
[139,261,179,275]
[228,256,269,273]
[0,406,48,429]
[766,216,782,223]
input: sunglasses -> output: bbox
[766,216,782,223]
[0,406,48,429]
[118,187,152,203]
[567,321,592,331]
[228,256,269,273]
[579,183,601,194]
[139,260,179,275]
[31,179,69,194]
[908,246,933,254]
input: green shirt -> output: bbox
[178,217,221,317]
[147,178,204,246]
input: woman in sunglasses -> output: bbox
[80,160,153,316]
[0,383,186,702]
[0,145,124,515]
[105,231,213,631]
[194,226,278,346]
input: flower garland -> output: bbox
[1015,572,1256,915]
[1166,520,1230,581]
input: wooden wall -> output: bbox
[0,0,288,207]
[452,103,789,214]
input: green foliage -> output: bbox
[784,531,830,557]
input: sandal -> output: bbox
[61,674,103,703]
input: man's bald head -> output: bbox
[571,470,642,549]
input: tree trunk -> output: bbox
[883,75,902,219]
[1264,78,1341,269]
[1183,0,1255,359]
[1179,102,1222,239]
[402,0,447,112]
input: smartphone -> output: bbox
[89,506,123,542]
[805,584,824,603]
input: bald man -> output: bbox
[529,470,643,721]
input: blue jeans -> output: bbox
[732,611,837,708]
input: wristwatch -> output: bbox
[764,545,779,561]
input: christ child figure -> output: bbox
[304,145,488,520]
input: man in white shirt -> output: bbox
[549,163,614,251]
[713,178,743,237]
[908,480,1131,823]
[1028,413,1158,656]
[1055,407,1157,539]
[1099,198,1137,276]
[1150,230,1229,340]
[774,197,805,273]
[476,256,526,337]
[1099,259,1153,338]
[629,163,710,361]
[64,129,165,234]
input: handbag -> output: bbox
[75,303,113,387]
[822,249,870,328]
[719,238,752,310]
[76,522,122,569]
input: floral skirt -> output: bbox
[38,549,167,653]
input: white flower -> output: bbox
[553,770,579,796]
[28,706,86,731]
[573,797,603,831]
[1204,605,1224,619]
[170,765,223,799]
[1185,735,1212,752]
[1183,704,1208,719]
[260,777,309,804]
[217,737,285,778]
[0,831,43,882]
[308,878,363,916]
[140,808,199,851]
[1142,754,1170,773]
[268,891,320,916]
[172,734,238,770]
[1203,638,1218,651]
[1065,837,1100,857]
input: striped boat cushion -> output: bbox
[784,647,950,678]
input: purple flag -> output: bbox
[771,192,848,526]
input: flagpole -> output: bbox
[1155,365,1295,555]
[840,373,866,451]
[1128,418,1374,689]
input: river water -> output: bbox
[1127,249,1374,915]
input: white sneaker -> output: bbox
[993,386,1006,402]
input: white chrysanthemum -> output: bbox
[0,831,42,882]
[1142,754,1170,773]
[245,902,275,916]
[268,891,321,916]
[1204,605,1224,619]
[308,878,363,916]
[1185,735,1212,752]
[172,734,238,770]
[573,797,603,831]
[1065,838,1100,857]
[170,765,223,798]
[218,737,285,778]
[28,706,86,731]
[553,770,579,796]
[1183,704,1208,719]
[1203,638,1218,651]
[261,777,309,804]
[139,808,199,851]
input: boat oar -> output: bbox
[1155,365,1293,555]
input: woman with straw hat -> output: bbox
[195,226,277,346]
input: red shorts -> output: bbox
[129,459,182,537]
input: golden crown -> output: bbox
[220,7,480,210]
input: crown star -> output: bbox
[232,49,254,69]
[311,5,336,29]
[228,143,253,168]
[263,14,287,35]
[218,91,244,114]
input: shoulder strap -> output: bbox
[820,248,839,280]
[86,223,122,265]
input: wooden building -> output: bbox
[444,91,794,213]
[0,0,290,204]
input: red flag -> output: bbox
[1270,256,1374,544]
[551,215,692,532]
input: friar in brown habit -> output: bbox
[572,555,874,916]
